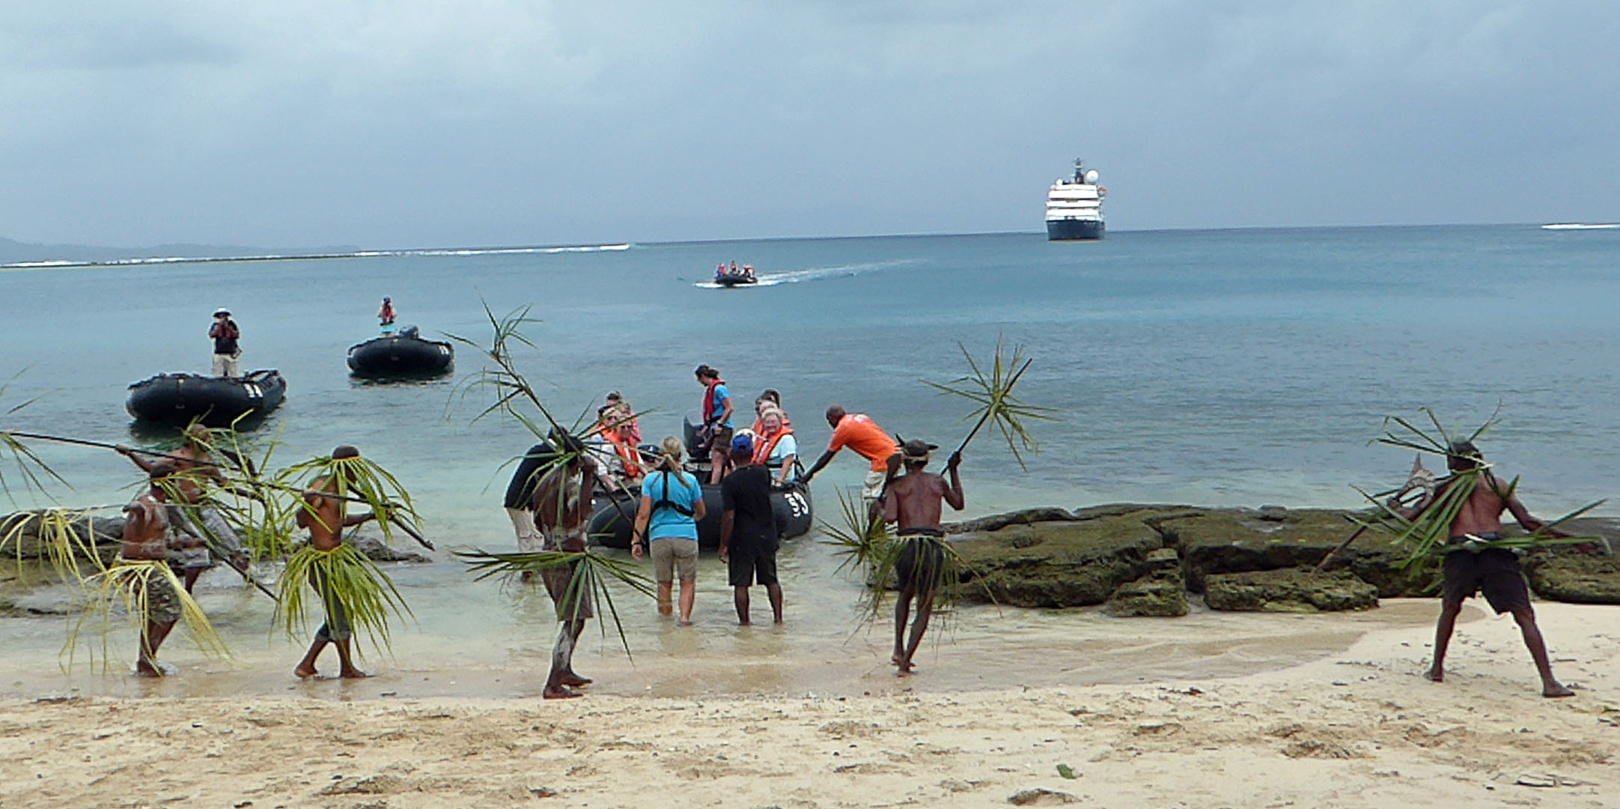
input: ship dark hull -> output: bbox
[126,369,287,427]
[586,481,813,550]
[1047,219,1105,241]
[715,274,757,287]
[347,335,454,378]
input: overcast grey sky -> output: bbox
[3,1,1616,248]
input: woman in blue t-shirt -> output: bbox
[632,436,707,625]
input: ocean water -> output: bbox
[2,225,1617,695]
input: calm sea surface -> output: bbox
[2,225,1617,696]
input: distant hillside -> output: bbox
[0,236,363,266]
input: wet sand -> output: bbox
[2,601,1616,808]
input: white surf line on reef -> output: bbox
[692,258,919,288]
[1,243,633,270]
[1541,223,1620,230]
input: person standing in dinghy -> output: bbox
[209,308,241,378]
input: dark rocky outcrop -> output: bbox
[1158,507,1438,598]
[1104,547,1188,617]
[952,508,1170,607]
[1204,568,1379,613]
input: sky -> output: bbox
[2,0,1617,248]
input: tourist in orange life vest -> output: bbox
[695,365,734,484]
[750,408,798,486]
[799,404,900,510]
[750,389,791,434]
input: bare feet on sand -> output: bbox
[340,668,373,679]
[559,672,592,687]
[1423,668,1443,683]
[294,664,318,679]
[1544,682,1575,698]
[544,686,583,700]
[135,660,165,678]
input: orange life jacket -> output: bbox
[603,431,643,478]
[752,427,793,466]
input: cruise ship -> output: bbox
[1046,159,1106,240]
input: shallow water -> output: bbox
[1,226,1615,695]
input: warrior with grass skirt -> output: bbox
[122,461,199,677]
[1398,440,1575,698]
[292,446,379,679]
[118,425,250,589]
[532,433,598,699]
[880,439,963,676]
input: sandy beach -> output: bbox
[2,600,1615,809]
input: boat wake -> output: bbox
[1541,223,1619,230]
[692,259,917,288]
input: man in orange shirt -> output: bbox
[799,404,899,510]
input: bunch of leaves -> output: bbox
[279,451,421,547]
[819,487,894,578]
[0,506,109,584]
[275,541,412,655]
[1357,408,1606,567]
[64,559,230,672]
[454,547,654,658]
[0,372,70,503]
[819,487,979,622]
[924,337,1056,469]
[447,303,651,652]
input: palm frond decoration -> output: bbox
[454,547,655,658]
[0,506,109,584]
[0,372,71,502]
[819,487,976,621]
[1359,409,1607,568]
[280,452,421,545]
[447,305,654,655]
[275,542,411,656]
[63,559,231,672]
[923,337,1056,469]
[819,487,894,577]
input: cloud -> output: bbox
[1,0,1616,246]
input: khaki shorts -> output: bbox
[505,507,542,554]
[862,469,888,504]
[651,537,699,583]
[212,353,240,378]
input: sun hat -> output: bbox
[213,307,230,316]
[900,438,938,462]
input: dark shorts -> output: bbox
[311,567,353,642]
[728,544,779,587]
[895,531,946,594]
[1442,542,1531,615]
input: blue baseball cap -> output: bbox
[730,434,754,454]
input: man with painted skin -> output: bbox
[1401,440,1575,698]
[122,461,201,677]
[117,425,250,590]
[880,439,963,676]
[292,445,379,680]
[531,434,598,699]
[799,405,899,511]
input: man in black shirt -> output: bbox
[504,440,558,581]
[719,434,782,625]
